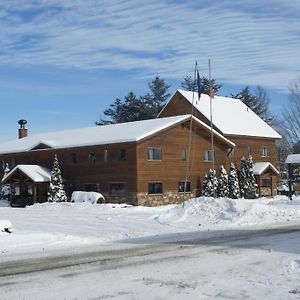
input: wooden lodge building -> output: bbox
[0,89,281,206]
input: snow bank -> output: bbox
[0,200,10,207]
[0,219,13,233]
[157,196,300,227]
[71,191,105,204]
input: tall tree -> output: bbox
[239,156,257,199]
[228,163,240,199]
[48,154,67,202]
[203,169,218,197]
[218,165,229,198]
[282,78,300,148]
[96,75,171,125]
[181,75,223,95]
[231,86,275,126]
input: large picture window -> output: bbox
[148,148,162,160]
[148,182,163,194]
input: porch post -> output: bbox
[288,163,292,200]
[33,183,37,203]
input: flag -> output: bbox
[197,71,202,100]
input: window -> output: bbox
[227,148,235,157]
[88,151,96,164]
[148,182,163,194]
[261,146,270,157]
[181,149,187,160]
[178,181,191,193]
[117,149,126,161]
[109,183,125,196]
[69,152,77,164]
[58,154,64,166]
[204,150,215,162]
[248,145,252,156]
[262,179,271,187]
[148,148,162,160]
[104,149,109,162]
[85,183,100,192]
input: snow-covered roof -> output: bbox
[285,154,300,164]
[2,165,52,183]
[161,89,281,139]
[253,162,279,175]
[0,115,235,155]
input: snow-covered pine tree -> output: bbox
[239,157,247,198]
[245,155,258,199]
[1,163,13,199]
[203,169,218,197]
[228,163,240,199]
[202,173,209,196]
[239,156,258,199]
[219,165,229,198]
[48,154,67,202]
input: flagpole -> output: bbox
[184,61,197,199]
[208,58,216,197]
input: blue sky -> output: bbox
[0,0,299,142]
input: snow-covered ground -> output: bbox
[0,195,299,258]
[0,196,300,300]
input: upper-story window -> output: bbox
[248,145,252,156]
[261,146,270,157]
[69,152,77,164]
[117,149,126,161]
[104,149,109,162]
[58,153,64,166]
[148,148,162,160]
[204,150,215,162]
[227,148,235,157]
[181,148,187,160]
[88,151,96,164]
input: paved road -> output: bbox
[1,223,299,277]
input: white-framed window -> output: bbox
[261,146,270,157]
[181,148,187,160]
[248,145,252,156]
[204,150,215,162]
[227,148,235,157]
[148,148,162,160]
[104,149,109,162]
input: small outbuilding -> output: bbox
[285,154,300,199]
[253,162,279,197]
[2,165,51,207]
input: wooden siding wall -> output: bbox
[136,122,227,195]
[224,136,277,169]
[0,143,138,199]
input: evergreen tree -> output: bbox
[97,75,171,125]
[48,154,67,202]
[218,165,229,198]
[228,163,240,199]
[239,156,257,199]
[181,75,223,95]
[1,163,13,199]
[231,86,275,126]
[203,169,218,197]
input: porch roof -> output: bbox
[2,165,52,184]
[285,154,300,164]
[253,162,279,175]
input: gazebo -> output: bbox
[285,154,300,199]
[2,165,51,207]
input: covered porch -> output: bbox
[253,162,279,197]
[2,165,51,207]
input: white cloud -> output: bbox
[0,0,299,91]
